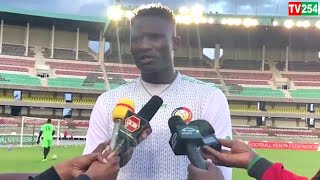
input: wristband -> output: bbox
[247,155,262,171]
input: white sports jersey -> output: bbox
[83,73,233,180]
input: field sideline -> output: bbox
[0,146,319,180]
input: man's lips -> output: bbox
[140,57,153,64]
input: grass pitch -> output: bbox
[0,146,319,179]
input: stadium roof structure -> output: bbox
[104,6,320,49]
[0,6,110,41]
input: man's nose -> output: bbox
[139,37,152,50]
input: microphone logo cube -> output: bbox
[125,115,141,133]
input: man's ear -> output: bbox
[172,36,181,51]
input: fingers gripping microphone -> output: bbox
[109,95,163,157]
[110,98,135,151]
[168,116,207,170]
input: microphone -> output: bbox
[188,120,221,152]
[168,116,207,170]
[110,98,135,151]
[109,95,163,157]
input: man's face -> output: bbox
[130,16,180,73]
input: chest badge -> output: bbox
[171,107,193,123]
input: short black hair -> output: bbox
[47,119,51,123]
[131,3,176,25]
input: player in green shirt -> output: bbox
[36,119,56,162]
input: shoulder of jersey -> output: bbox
[180,75,220,91]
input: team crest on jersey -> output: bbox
[171,107,193,123]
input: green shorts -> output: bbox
[42,139,53,148]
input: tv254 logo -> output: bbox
[288,2,318,16]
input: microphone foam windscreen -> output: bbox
[188,120,215,136]
[112,98,135,122]
[168,116,186,134]
[137,95,163,121]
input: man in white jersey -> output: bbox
[83,4,232,180]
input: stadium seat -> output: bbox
[228,87,285,97]
[277,61,320,72]
[43,48,95,61]
[46,61,101,72]
[47,77,105,90]
[0,117,19,127]
[0,57,35,67]
[230,108,259,112]
[74,120,89,129]
[0,95,14,101]
[220,59,269,70]
[232,126,319,138]
[22,97,64,104]
[73,99,96,105]
[174,57,212,68]
[1,44,35,57]
[267,108,308,114]
[0,73,41,86]
[290,89,320,99]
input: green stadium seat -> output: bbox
[229,87,285,97]
[0,73,41,86]
[47,78,105,90]
[47,77,126,90]
[290,89,320,99]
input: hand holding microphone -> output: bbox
[201,139,258,169]
[168,115,221,170]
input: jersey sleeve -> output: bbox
[83,94,112,155]
[201,89,233,180]
[262,163,309,180]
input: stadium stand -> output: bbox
[1,7,320,148]
[174,57,212,68]
[22,97,65,104]
[290,89,320,99]
[47,77,105,90]
[233,126,319,138]
[74,120,89,129]
[287,61,320,72]
[24,118,68,129]
[73,99,96,105]
[0,57,35,67]
[0,73,41,86]
[229,87,285,97]
[220,59,270,70]
[43,48,95,61]
[106,54,212,69]
[46,61,101,72]
[0,95,14,101]
[282,73,320,90]
[1,44,35,57]
[0,117,18,127]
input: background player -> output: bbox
[36,119,56,162]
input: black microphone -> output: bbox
[188,120,221,152]
[109,95,163,157]
[168,116,207,170]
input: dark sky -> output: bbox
[1,0,317,17]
